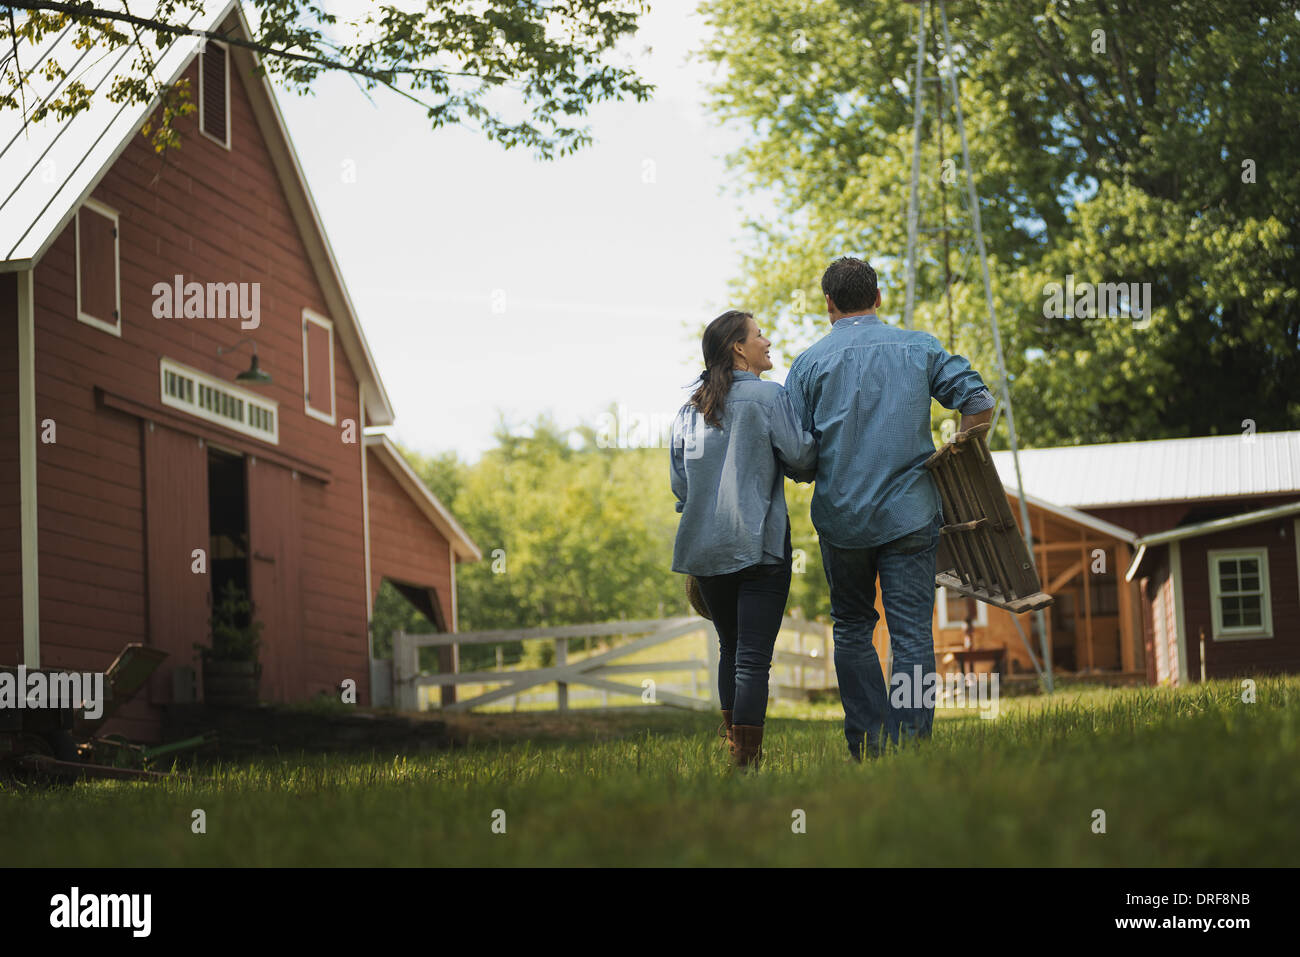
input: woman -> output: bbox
[669,310,817,770]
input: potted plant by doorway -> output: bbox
[197,580,264,707]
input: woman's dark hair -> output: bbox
[689,309,752,430]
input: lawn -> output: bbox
[3,676,1297,866]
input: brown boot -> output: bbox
[731,724,764,771]
[717,710,734,748]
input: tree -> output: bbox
[394,412,699,634]
[697,0,1300,446]
[1,0,653,157]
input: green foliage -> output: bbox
[368,580,436,661]
[198,580,263,663]
[387,410,834,633]
[369,578,521,672]
[404,413,696,632]
[697,0,1300,446]
[784,478,831,620]
[1,1,653,159]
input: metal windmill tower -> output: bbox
[901,0,1055,692]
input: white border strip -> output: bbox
[18,269,39,665]
[360,391,373,644]
[1170,541,1189,685]
[302,308,336,425]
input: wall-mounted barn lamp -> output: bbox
[216,337,272,384]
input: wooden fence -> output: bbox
[383,615,835,714]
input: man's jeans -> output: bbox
[819,513,941,756]
[694,523,792,726]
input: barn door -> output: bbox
[247,456,303,702]
[143,422,211,702]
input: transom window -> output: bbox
[1208,548,1272,639]
[160,357,278,444]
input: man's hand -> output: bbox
[959,407,993,434]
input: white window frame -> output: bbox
[302,308,336,425]
[1207,547,1273,640]
[159,356,279,445]
[937,585,988,629]
[74,198,121,337]
[197,39,232,150]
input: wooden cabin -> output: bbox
[0,1,479,740]
[870,431,1300,686]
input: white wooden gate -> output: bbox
[388,616,835,714]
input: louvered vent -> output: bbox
[201,43,228,144]
[160,358,278,444]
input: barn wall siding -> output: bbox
[366,449,453,632]
[29,57,369,737]
[1085,495,1299,538]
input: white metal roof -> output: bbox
[0,1,230,266]
[991,431,1300,508]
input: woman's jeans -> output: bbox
[818,513,941,757]
[693,524,792,727]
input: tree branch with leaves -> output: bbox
[1,0,653,158]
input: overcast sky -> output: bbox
[273,1,773,463]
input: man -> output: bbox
[785,257,994,760]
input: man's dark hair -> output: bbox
[821,257,879,313]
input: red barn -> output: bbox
[0,1,479,740]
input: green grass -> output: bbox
[3,676,1297,866]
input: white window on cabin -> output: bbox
[75,199,121,336]
[199,40,231,148]
[302,309,336,424]
[937,585,988,629]
[1208,548,1273,639]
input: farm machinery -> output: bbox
[0,643,214,783]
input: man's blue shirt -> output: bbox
[785,313,994,549]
